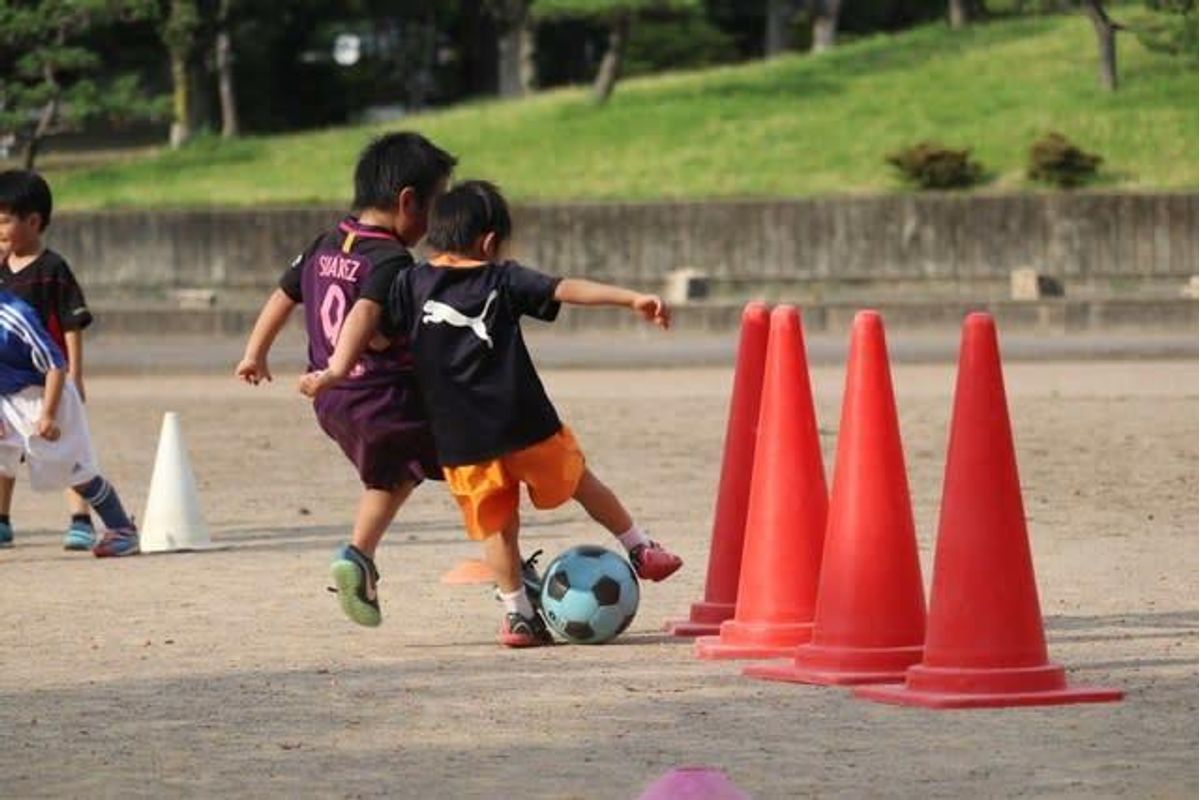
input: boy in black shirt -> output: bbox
[0,170,110,553]
[301,181,683,647]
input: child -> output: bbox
[0,289,138,556]
[236,131,456,627]
[0,170,98,550]
[300,180,683,647]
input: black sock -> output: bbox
[72,513,93,529]
[0,514,9,525]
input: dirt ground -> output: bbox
[0,358,1195,799]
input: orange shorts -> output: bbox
[443,426,586,540]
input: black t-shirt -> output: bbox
[380,260,563,466]
[278,217,415,387]
[0,249,93,352]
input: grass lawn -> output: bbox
[46,11,1198,209]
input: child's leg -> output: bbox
[0,474,12,546]
[352,482,415,558]
[573,468,682,582]
[484,512,552,647]
[74,475,140,558]
[330,480,416,628]
[63,487,95,550]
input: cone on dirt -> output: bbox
[637,766,750,800]
[140,412,213,553]
[695,305,828,660]
[666,302,770,637]
[440,558,495,585]
[855,313,1123,708]
[747,310,926,686]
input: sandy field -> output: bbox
[0,358,1195,799]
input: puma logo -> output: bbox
[422,290,498,349]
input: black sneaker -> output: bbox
[329,544,381,627]
[498,611,554,648]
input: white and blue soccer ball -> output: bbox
[540,545,640,644]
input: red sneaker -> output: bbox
[498,612,554,648]
[630,541,683,582]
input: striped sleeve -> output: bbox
[0,302,67,374]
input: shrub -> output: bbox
[885,142,984,190]
[1027,132,1103,188]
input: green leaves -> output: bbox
[531,0,698,21]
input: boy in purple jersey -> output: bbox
[237,132,456,627]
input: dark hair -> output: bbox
[353,132,457,211]
[426,180,512,253]
[0,170,52,230]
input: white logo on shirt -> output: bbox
[422,290,498,349]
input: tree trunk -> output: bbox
[811,0,842,53]
[1081,0,1119,91]
[169,52,191,148]
[23,61,61,171]
[592,13,631,105]
[765,0,792,57]
[518,13,537,94]
[216,0,239,138]
[949,0,970,29]
[495,0,528,97]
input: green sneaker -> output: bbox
[329,544,381,627]
[0,521,12,548]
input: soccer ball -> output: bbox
[540,545,640,644]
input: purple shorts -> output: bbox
[313,379,440,491]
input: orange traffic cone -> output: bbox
[440,558,494,585]
[696,305,828,660]
[666,302,770,638]
[747,311,925,685]
[856,313,1123,708]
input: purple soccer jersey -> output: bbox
[280,217,414,388]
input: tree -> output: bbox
[1080,0,1123,91]
[811,0,843,52]
[0,0,164,170]
[534,0,698,104]
[948,0,971,28]
[487,0,536,97]
[764,0,794,57]
[214,0,238,137]
[162,0,201,148]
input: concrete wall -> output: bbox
[49,192,1198,305]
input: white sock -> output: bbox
[500,586,534,619]
[617,525,651,553]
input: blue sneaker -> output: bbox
[0,521,11,548]
[93,527,140,558]
[63,520,96,551]
[329,544,381,627]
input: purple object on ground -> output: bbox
[636,766,750,800]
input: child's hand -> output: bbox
[298,370,337,398]
[235,356,272,385]
[632,294,671,330]
[36,415,60,442]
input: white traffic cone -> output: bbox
[139,412,213,553]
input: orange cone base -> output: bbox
[694,620,813,661]
[440,559,494,585]
[853,663,1124,709]
[744,643,924,686]
[663,601,736,637]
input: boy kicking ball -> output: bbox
[301,180,682,647]
[0,289,139,556]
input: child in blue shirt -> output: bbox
[0,289,138,556]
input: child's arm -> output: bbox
[297,299,382,397]
[554,279,671,329]
[236,289,297,385]
[37,367,65,442]
[64,329,85,401]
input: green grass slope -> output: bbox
[51,13,1197,209]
